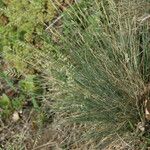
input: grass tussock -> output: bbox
[0,0,150,149]
[45,0,150,148]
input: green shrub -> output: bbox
[0,0,56,74]
[0,0,56,122]
[0,94,11,117]
[19,75,36,94]
[0,94,11,109]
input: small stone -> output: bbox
[19,110,23,114]
[12,111,20,122]
[137,122,145,132]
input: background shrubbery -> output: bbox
[0,0,58,129]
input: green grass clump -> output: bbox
[0,0,150,148]
[47,0,150,147]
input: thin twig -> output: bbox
[32,141,57,150]
[138,14,150,23]
[45,14,63,30]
